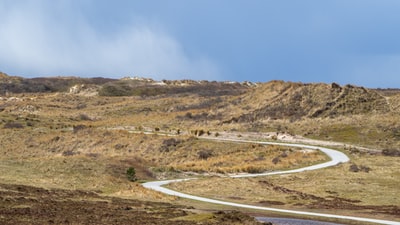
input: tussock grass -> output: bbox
[170,147,326,174]
[0,156,170,201]
[1,91,399,222]
[169,152,400,221]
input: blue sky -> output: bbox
[1,0,400,88]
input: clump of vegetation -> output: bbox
[349,164,371,173]
[126,167,137,182]
[271,151,289,164]
[73,124,87,133]
[191,129,206,136]
[198,150,213,160]
[0,75,114,94]
[62,150,80,156]
[78,114,92,121]
[3,121,24,129]
[114,143,128,150]
[272,157,280,164]
[382,149,400,157]
[242,166,264,173]
[0,104,6,112]
[98,82,133,96]
[159,138,183,152]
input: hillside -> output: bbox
[222,81,393,122]
[1,73,400,149]
[1,73,400,223]
[0,72,115,94]
[2,73,399,119]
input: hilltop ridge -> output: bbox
[224,81,393,122]
[1,73,400,121]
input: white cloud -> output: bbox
[0,1,220,80]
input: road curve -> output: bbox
[143,137,400,225]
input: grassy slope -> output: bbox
[0,83,399,223]
[169,151,400,221]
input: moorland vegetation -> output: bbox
[0,72,399,224]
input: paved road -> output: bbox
[256,217,343,225]
[143,136,400,225]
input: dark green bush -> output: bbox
[126,167,137,182]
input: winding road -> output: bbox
[143,136,400,225]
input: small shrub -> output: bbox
[198,150,213,160]
[76,103,87,109]
[62,150,79,156]
[349,164,371,173]
[160,138,182,152]
[198,129,205,136]
[359,165,371,173]
[382,149,400,157]
[126,167,137,182]
[78,114,92,121]
[185,112,193,119]
[244,166,263,174]
[4,121,24,129]
[349,164,359,172]
[272,157,280,164]
[86,153,100,158]
[114,144,127,150]
[279,151,288,158]
[73,124,87,133]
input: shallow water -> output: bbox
[256,217,343,225]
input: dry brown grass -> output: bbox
[169,145,326,174]
[168,151,400,221]
[1,91,399,223]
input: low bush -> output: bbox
[78,114,92,121]
[272,157,280,164]
[126,167,137,182]
[382,149,400,157]
[73,125,87,133]
[349,164,371,173]
[159,138,182,152]
[198,150,213,160]
[62,150,80,156]
[3,122,24,129]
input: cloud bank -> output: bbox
[0,1,220,80]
